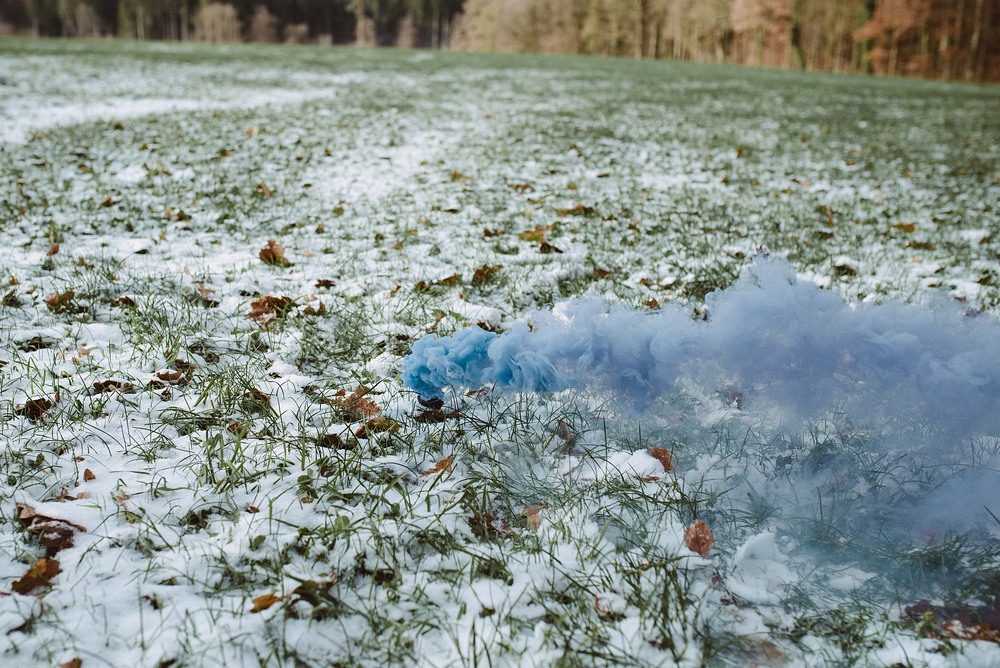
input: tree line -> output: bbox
[0,0,996,82]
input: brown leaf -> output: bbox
[506,182,533,192]
[521,505,544,531]
[645,298,660,309]
[247,295,294,324]
[424,455,454,475]
[649,447,674,472]
[315,279,336,289]
[259,240,291,267]
[2,289,21,308]
[11,558,60,595]
[99,197,119,208]
[47,244,60,256]
[254,183,274,199]
[59,658,82,668]
[83,469,96,482]
[437,273,461,288]
[149,369,185,386]
[250,592,283,613]
[92,379,135,394]
[538,242,563,254]
[469,512,514,540]
[15,396,55,421]
[112,295,136,308]
[471,264,501,286]
[241,387,271,414]
[482,228,503,238]
[355,417,400,439]
[44,290,77,313]
[684,519,714,556]
[329,387,381,422]
[519,224,553,243]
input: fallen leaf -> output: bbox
[15,396,55,421]
[83,469,96,482]
[47,244,60,256]
[59,658,82,668]
[92,379,135,394]
[44,291,78,313]
[424,455,454,475]
[112,295,136,308]
[471,264,501,286]
[259,240,291,267]
[469,512,514,540]
[521,505,544,531]
[519,224,553,243]
[2,289,21,308]
[649,447,674,472]
[247,295,294,324]
[355,417,400,439]
[11,558,60,595]
[684,519,714,556]
[538,241,563,254]
[250,592,283,613]
[328,387,381,422]
[99,197,119,208]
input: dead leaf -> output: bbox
[11,558,60,595]
[684,519,714,556]
[99,197,119,208]
[424,455,454,475]
[507,182,533,192]
[259,240,291,267]
[247,295,294,324]
[148,369,185,387]
[92,379,135,394]
[538,242,563,254]
[893,222,917,233]
[47,244,60,256]
[355,417,400,439]
[83,469,96,482]
[645,298,660,309]
[519,224,553,243]
[15,396,55,421]
[44,291,78,313]
[649,447,674,472]
[112,295,136,308]
[471,264,501,286]
[250,592,283,613]
[329,387,381,422]
[521,505,544,531]
[241,388,271,414]
[59,658,82,668]
[469,512,514,540]
[254,183,274,199]
[2,289,21,308]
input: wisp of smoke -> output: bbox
[402,259,1000,539]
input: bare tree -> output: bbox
[193,2,240,43]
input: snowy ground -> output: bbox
[1,39,999,667]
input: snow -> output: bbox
[0,39,998,667]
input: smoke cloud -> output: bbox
[402,259,1000,540]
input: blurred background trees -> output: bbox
[0,0,996,81]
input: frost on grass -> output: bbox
[1,40,999,667]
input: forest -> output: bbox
[0,0,997,81]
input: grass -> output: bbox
[0,37,999,666]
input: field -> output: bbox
[1,39,999,667]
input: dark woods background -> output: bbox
[1,0,998,82]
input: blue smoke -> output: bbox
[402,259,1000,539]
[404,260,1000,435]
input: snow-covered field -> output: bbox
[1,39,999,666]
